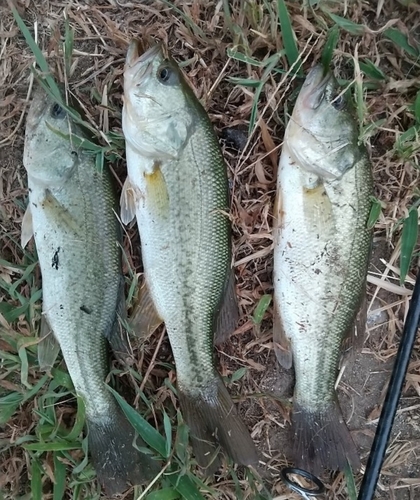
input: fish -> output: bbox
[121,41,258,470]
[22,86,159,495]
[273,65,373,473]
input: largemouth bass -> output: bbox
[22,86,158,494]
[121,42,258,469]
[273,65,373,473]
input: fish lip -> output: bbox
[301,64,333,109]
[125,40,162,68]
[125,40,163,87]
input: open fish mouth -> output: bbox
[300,64,333,109]
[125,40,163,86]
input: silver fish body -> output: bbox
[273,66,373,473]
[23,87,158,494]
[121,42,258,469]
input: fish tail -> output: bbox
[87,404,159,495]
[292,399,360,475]
[178,376,258,472]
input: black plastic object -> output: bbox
[358,272,420,500]
[281,467,325,497]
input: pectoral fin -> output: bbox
[214,269,240,345]
[302,179,334,235]
[273,301,293,369]
[43,190,81,236]
[21,205,34,249]
[129,280,163,338]
[144,161,169,218]
[120,177,138,225]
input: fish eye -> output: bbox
[157,65,173,84]
[50,103,66,119]
[331,94,346,111]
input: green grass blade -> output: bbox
[414,90,420,123]
[23,441,82,451]
[252,294,272,325]
[163,410,172,459]
[321,25,340,70]
[31,459,43,500]
[66,397,86,441]
[53,452,67,500]
[367,198,382,229]
[108,386,167,457]
[384,28,419,58]
[146,488,180,500]
[400,207,419,284]
[359,60,387,81]
[229,367,247,383]
[174,413,189,464]
[167,473,205,500]
[277,0,301,74]
[344,463,358,500]
[327,13,365,35]
[10,5,61,102]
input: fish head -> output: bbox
[286,65,360,180]
[122,40,195,160]
[24,86,79,187]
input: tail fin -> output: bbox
[87,405,160,495]
[292,400,360,475]
[178,376,258,472]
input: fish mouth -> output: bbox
[126,40,162,67]
[301,64,333,109]
[125,40,163,85]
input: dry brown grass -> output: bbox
[1,0,420,499]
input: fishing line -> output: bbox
[358,270,420,500]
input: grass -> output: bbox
[1,1,420,499]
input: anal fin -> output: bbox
[105,277,133,362]
[341,286,368,365]
[21,205,34,249]
[214,268,240,345]
[37,314,61,371]
[129,279,163,338]
[273,301,293,369]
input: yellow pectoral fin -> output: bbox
[144,161,169,218]
[43,190,82,236]
[303,181,334,234]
